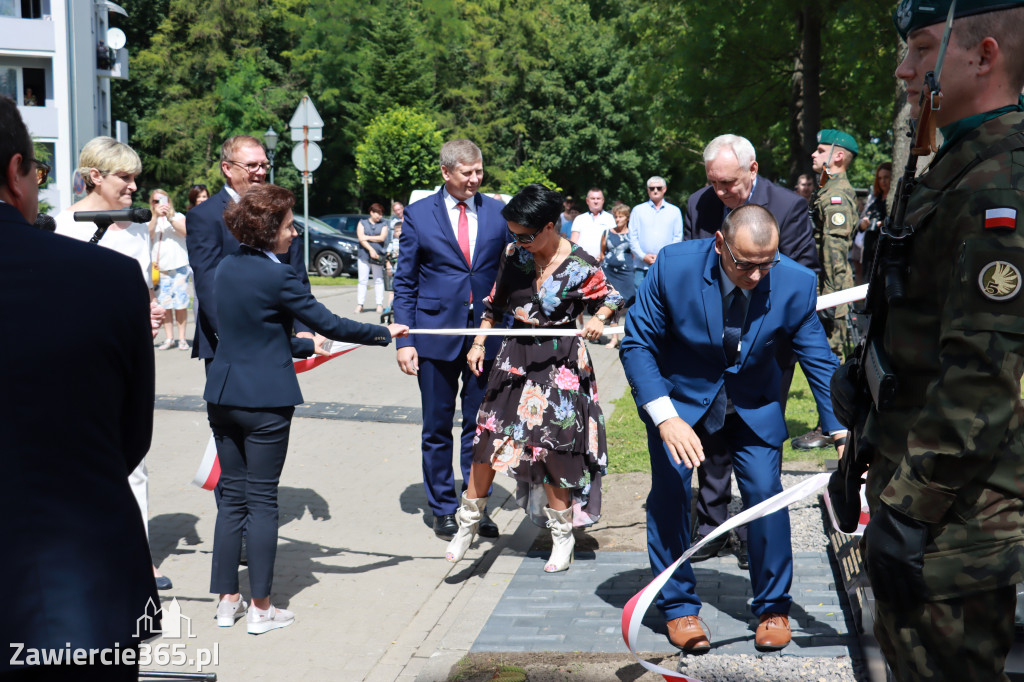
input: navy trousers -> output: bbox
[645,409,793,620]
[208,404,293,599]
[417,353,492,517]
[694,352,795,539]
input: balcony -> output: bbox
[18,103,57,137]
[0,17,56,54]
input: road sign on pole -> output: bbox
[289,95,325,271]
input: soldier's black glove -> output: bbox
[830,358,860,429]
[817,308,835,337]
[863,503,929,611]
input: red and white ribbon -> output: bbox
[191,342,362,489]
[621,473,831,681]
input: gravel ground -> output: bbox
[457,469,867,681]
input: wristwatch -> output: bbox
[595,312,609,322]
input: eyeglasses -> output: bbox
[228,160,270,173]
[647,185,665,192]
[31,159,50,186]
[722,237,779,272]
[508,228,540,244]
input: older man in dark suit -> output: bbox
[0,96,159,681]
[684,134,824,566]
[393,139,508,539]
[186,135,313,363]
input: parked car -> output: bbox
[292,215,359,278]
[318,214,369,239]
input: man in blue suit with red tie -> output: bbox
[621,204,845,654]
[393,139,508,539]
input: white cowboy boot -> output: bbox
[543,506,575,573]
[445,494,487,563]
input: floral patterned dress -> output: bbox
[474,241,622,527]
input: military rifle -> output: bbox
[826,1,954,533]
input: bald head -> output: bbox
[722,204,779,247]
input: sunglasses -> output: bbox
[647,185,665,192]
[32,159,50,186]
[508,228,540,244]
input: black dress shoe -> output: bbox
[734,538,749,570]
[433,514,458,539]
[689,533,729,562]
[478,508,499,538]
[155,575,173,590]
[791,426,831,450]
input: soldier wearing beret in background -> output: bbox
[792,129,860,451]
[859,1,1024,679]
[810,128,859,358]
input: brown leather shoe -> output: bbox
[666,615,710,654]
[754,612,791,651]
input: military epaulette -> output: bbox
[984,208,1017,231]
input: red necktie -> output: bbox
[457,201,471,266]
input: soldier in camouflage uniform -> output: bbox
[860,1,1024,679]
[810,129,859,358]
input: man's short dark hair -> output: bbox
[0,96,33,190]
[722,204,779,246]
[502,183,562,231]
[223,184,295,250]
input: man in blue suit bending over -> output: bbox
[393,139,507,539]
[620,204,845,654]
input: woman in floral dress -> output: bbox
[445,184,622,573]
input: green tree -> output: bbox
[114,0,305,201]
[355,107,444,205]
[501,163,562,194]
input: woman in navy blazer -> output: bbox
[206,184,407,635]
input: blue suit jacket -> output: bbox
[204,246,392,408]
[393,188,508,361]
[1,203,160,665]
[620,239,841,445]
[186,187,312,359]
[685,177,819,274]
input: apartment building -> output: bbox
[1,0,130,211]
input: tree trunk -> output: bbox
[789,2,822,184]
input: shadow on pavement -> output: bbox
[279,485,331,525]
[149,512,202,567]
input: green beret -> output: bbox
[894,0,1024,40]
[817,129,859,155]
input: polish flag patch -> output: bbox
[985,208,1017,230]
[830,196,843,204]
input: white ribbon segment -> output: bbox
[621,473,831,680]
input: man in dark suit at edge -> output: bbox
[393,139,507,539]
[684,134,829,566]
[0,95,160,680]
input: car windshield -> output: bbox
[296,216,343,236]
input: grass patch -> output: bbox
[308,275,357,286]
[605,365,827,474]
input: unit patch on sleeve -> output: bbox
[978,260,1022,301]
[831,212,846,226]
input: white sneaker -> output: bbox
[246,604,294,635]
[215,598,247,627]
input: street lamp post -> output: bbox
[264,126,279,184]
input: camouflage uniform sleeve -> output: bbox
[819,195,857,296]
[881,188,1024,524]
